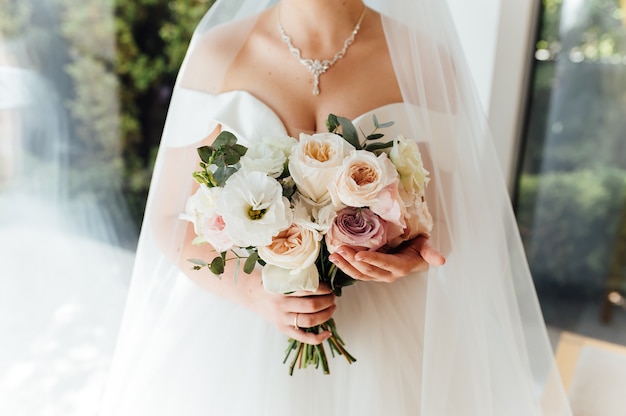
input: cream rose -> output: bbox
[258,222,322,294]
[288,132,354,203]
[389,135,430,197]
[327,150,405,226]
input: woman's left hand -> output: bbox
[328,235,445,283]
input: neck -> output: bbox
[277,0,366,52]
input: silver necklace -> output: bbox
[277,6,367,96]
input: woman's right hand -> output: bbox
[249,282,337,345]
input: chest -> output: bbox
[220,32,402,137]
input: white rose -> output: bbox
[389,135,430,197]
[180,184,233,252]
[240,135,297,178]
[288,132,354,203]
[216,170,292,247]
[261,263,320,294]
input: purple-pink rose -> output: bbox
[325,207,388,253]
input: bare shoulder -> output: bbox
[179,14,261,94]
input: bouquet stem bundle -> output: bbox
[284,318,356,375]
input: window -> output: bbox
[515,0,626,346]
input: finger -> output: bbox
[329,248,393,282]
[282,292,336,314]
[287,283,334,297]
[290,305,336,329]
[414,237,446,266]
[285,325,331,345]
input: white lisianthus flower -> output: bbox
[389,135,430,197]
[291,193,337,234]
[240,135,297,178]
[288,132,354,203]
[216,170,292,247]
[180,184,233,252]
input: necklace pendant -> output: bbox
[277,5,366,97]
[313,74,321,96]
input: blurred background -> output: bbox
[0,0,624,415]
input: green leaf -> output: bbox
[234,256,240,284]
[213,166,238,186]
[197,146,214,163]
[366,133,385,141]
[244,252,259,274]
[213,131,238,147]
[188,258,208,267]
[377,120,395,129]
[364,141,394,152]
[233,144,247,157]
[326,114,340,133]
[209,257,225,275]
[221,146,245,165]
[336,116,361,149]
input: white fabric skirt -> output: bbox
[113,272,428,415]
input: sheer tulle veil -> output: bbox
[100,0,573,414]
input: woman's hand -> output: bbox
[328,235,445,283]
[248,282,337,345]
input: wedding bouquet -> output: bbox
[181,114,433,375]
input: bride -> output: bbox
[100,0,573,415]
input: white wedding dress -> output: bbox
[104,91,430,415]
[101,2,573,414]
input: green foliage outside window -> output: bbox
[0,0,215,237]
[517,0,626,295]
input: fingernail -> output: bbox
[336,248,346,256]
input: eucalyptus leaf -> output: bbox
[233,143,247,157]
[377,120,395,129]
[209,257,225,275]
[326,114,340,132]
[364,141,394,152]
[336,115,360,149]
[244,252,259,274]
[222,146,246,165]
[366,133,384,141]
[213,131,238,147]
[188,258,208,267]
[197,146,214,163]
[234,256,240,284]
[213,165,238,186]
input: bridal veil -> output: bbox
[100,1,573,414]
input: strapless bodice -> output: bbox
[162,88,418,148]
